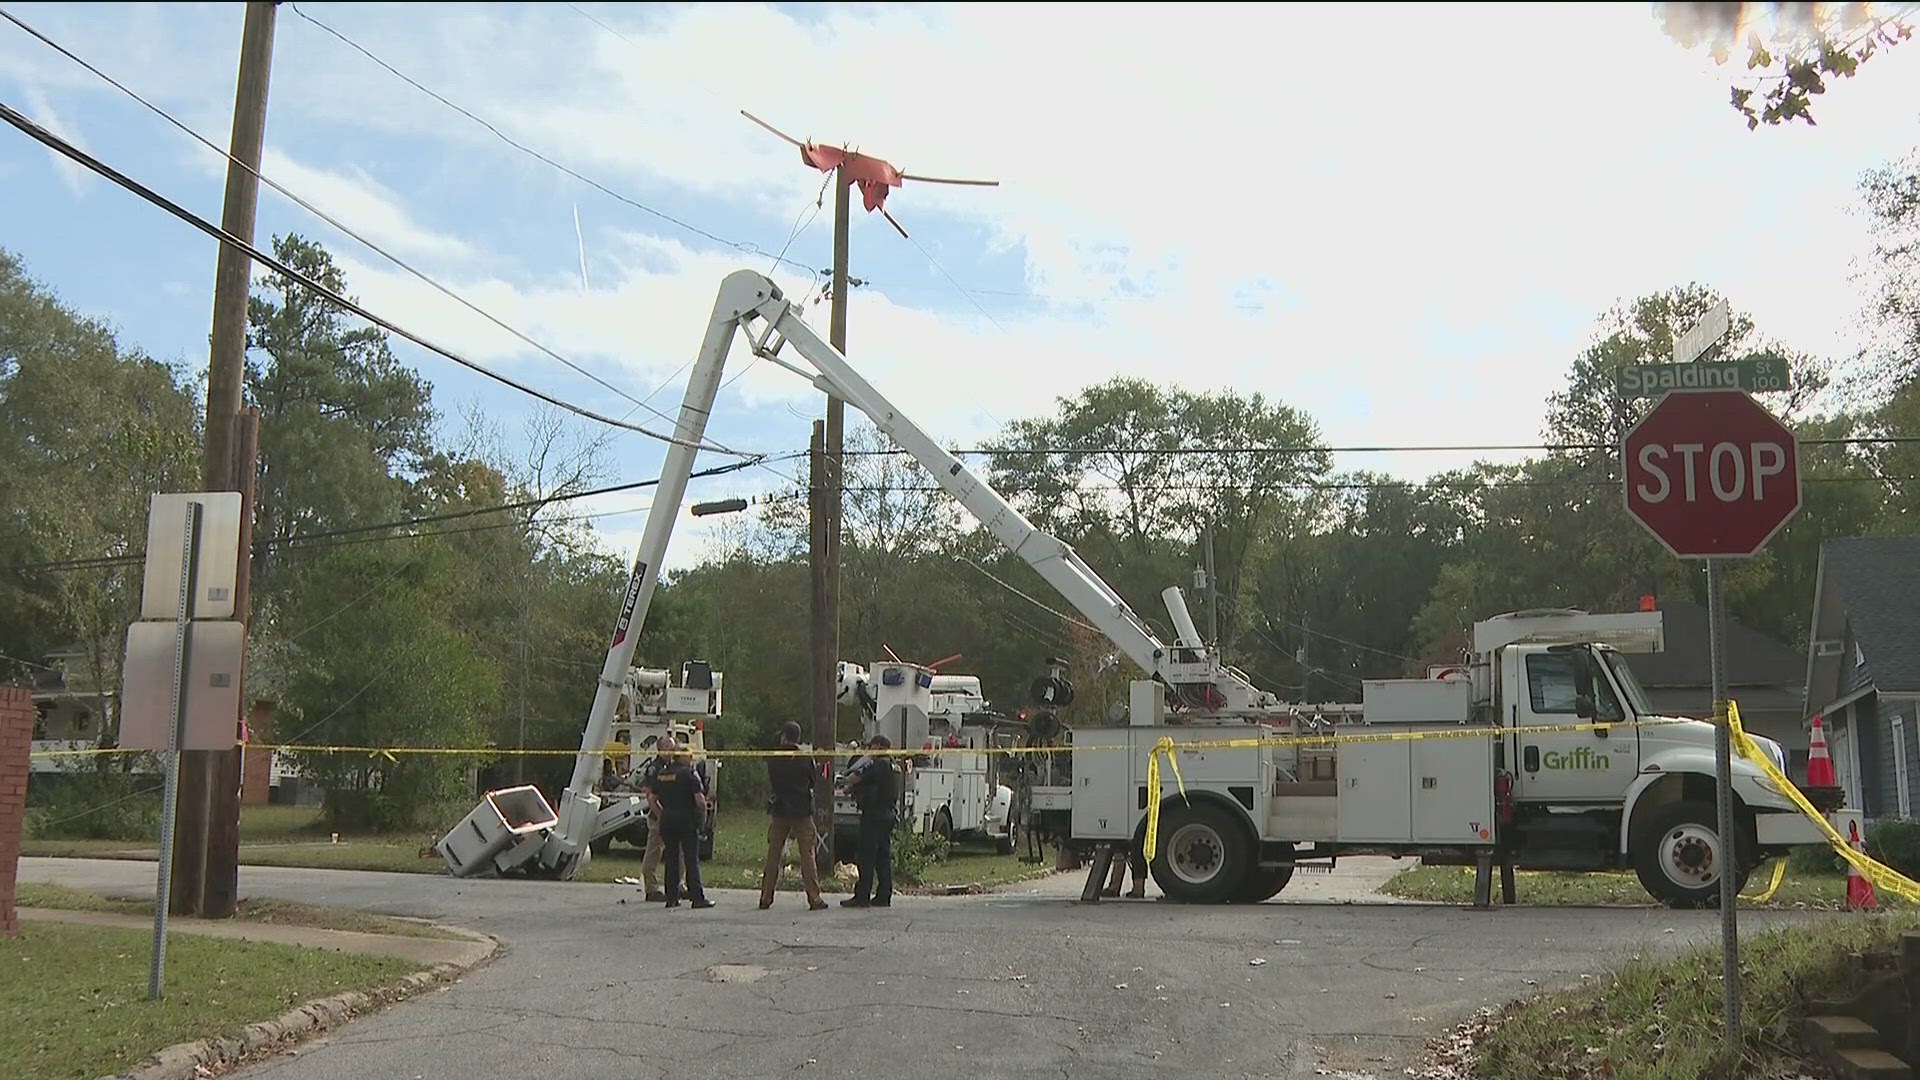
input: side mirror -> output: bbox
[1573,653,1595,719]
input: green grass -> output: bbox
[0,922,418,1080]
[26,804,1054,891]
[15,882,464,940]
[1381,862,1889,910]
[1472,912,1920,1079]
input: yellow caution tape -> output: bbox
[1141,737,1189,863]
[1741,856,1788,902]
[30,716,1691,761]
[1728,700,1920,905]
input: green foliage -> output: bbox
[891,823,951,884]
[1865,818,1920,881]
[1656,3,1913,129]
[23,772,160,841]
[1786,838,1846,877]
[0,248,199,719]
[245,234,433,589]
[1474,912,1920,1078]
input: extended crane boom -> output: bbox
[497,270,1273,880]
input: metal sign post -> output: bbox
[150,500,202,1001]
[1617,301,1801,1063]
[1705,557,1739,1048]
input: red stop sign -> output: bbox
[1622,390,1800,558]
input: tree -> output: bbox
[278,541,500,831]
[0,248,198,742]
[245,235,434,588]
[986,378,1329,661]
[1859,143,1920,523]
[1656,2,1913,128]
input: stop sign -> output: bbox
[1622,390,1800,558]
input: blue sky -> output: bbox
[3,2,1918,567]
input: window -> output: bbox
[1525,653,1623,721]
[1894,714,1912,818]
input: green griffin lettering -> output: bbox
[1541,747,1611,771]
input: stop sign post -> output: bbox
[1620,387,1799,1056]
[1623,389,1801,558]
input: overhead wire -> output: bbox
[0,99,742,453]
[0,7,737,453]
[2,455,780,574]
[285,2,819,278]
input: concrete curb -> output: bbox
[97,928,498,1080]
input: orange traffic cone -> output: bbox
[1806,715,1837,787]
[1846,820,1879,911]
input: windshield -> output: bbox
[1600,650,1654,716]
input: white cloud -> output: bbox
[254,150,478,265]
[11,2,1920,565]
[280,4,1920,464]
[22,87,91,195]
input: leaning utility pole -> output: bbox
[177,0,275,920]
[740,112,997,871]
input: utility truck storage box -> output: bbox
[1361,678,1472,723]
[438,785,558,877]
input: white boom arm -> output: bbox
[532,270,1270,879]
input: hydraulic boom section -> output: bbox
[447,270,1270,880]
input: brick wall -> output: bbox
[241,702,274,805]
[0,683,34,936]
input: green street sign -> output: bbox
[1616,357,1792,398]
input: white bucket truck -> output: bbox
[832,662,1017,859]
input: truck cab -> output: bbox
[1483,610,1830,905]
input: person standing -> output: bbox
[636,735,676,902]
[646,741,714,909]
[839,735,898,908]
[759,721,829,911]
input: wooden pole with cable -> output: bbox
[179,0,275,919]
[741,111,997,874]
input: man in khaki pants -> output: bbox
[759,721,828,910]
[638,735,679,902]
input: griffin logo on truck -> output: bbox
[1542,747,1611,771]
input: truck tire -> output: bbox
[1232,861,1296,903]
[699,830,715,861]
[590,834,611,856]
[1148,802,1252,903]
[1634,802,1751,908]
[933,807,954,842]
[995,828,1016,856]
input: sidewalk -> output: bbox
[16,907,496,967]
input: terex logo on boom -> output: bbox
[1542,747,1611,771]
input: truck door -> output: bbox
[1509,647,1638,803]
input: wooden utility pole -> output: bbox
[808,420,832,869]
[741,112,997,873]
[178,0,275,919]
[811,169,851,869]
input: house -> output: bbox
[28,642,133,775]
[1804,537,1920,820]
[1619,597,1811,781]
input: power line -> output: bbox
[0,8,727,453]
[831,474,1913,494]
[2,455,776,574]
[286,3,820,279]
[844,435,1920,458]
[1270,616,1419,664]
[956,557,1101,635]
[0,99,737,453]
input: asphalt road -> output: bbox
[21,857,1817,1080]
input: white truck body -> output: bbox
[832,662,1016,856]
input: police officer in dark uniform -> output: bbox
[839,735,898,908]
[645,743,714,910]
[635,736,678,902]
